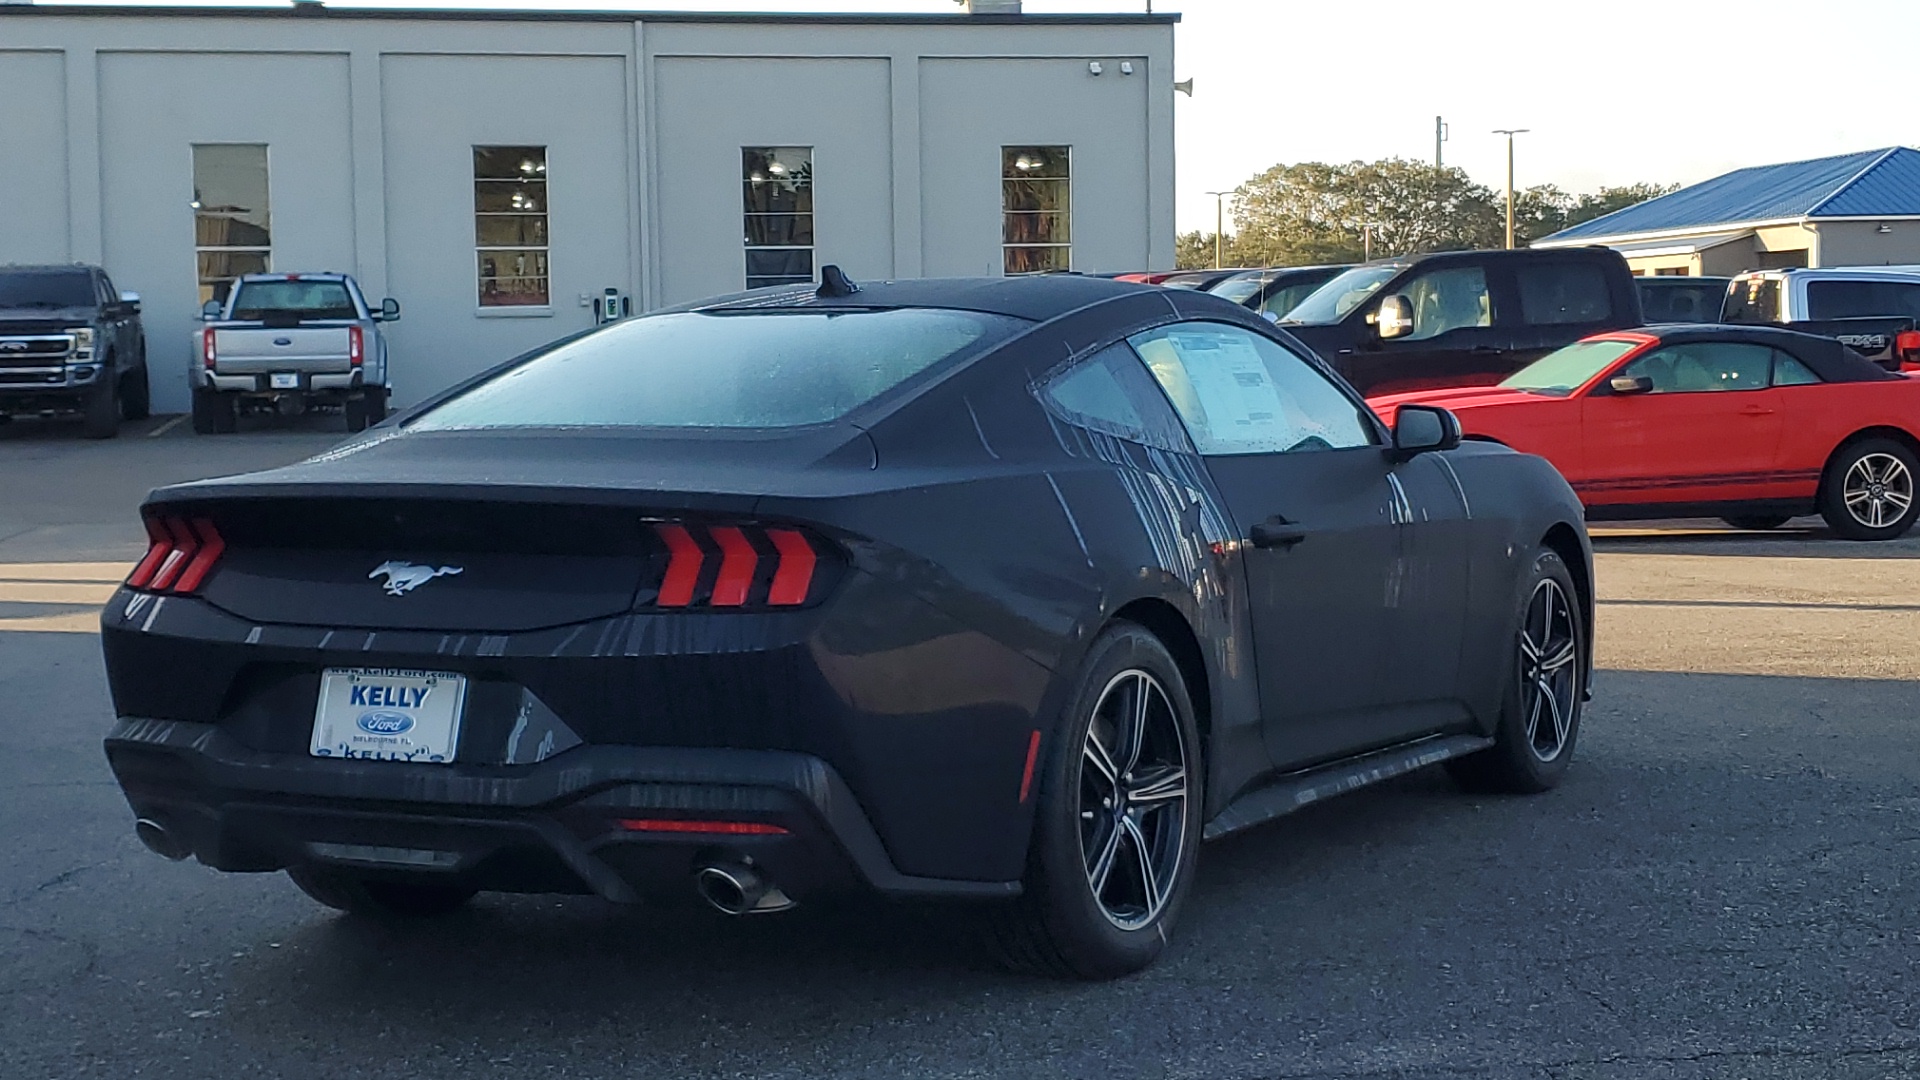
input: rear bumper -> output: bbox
[105,717,1021,903]
[203,371,365,393]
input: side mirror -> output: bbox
[1391,404,1462,460]
[1609,375,1654,395]
[379,297,401,322]
[1376,294,1415,339]
[200,299,223,321]
[118,291,141,311]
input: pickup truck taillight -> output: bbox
[1896,330,1920,369]
[348,326,364,368]
[201,327,217,369]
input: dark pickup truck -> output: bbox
[0,264,149,438]
[1277,247,1643,396]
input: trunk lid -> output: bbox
[211,322,356,374]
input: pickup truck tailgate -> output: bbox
[211,323,355,374]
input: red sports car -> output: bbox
[1370,324,1920,540]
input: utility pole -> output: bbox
[1434,116,1447,169]
[1205,190,1231,269]
[1492,128,1529,249]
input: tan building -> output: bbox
[1534,147,1920,277]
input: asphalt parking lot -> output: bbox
[4,415,1918,1080]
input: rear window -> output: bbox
[0,271,94,309]
[412,308,1028,431]
[1517,262,1613,325]
[1208,275,1265,303]
[1723,276,1781,323]
[1805,279,1920,320]
[1638,280,1725,323]
[230,280,359,321]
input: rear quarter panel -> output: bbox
[1776,376,1920,492]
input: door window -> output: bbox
[1517,263,1613,325]
[1804,279,1920,320]
[1394,266,1491,341]
[1128,323,1375,455]
[1619,342,1773,393]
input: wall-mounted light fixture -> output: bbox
[1088,61,1103,76]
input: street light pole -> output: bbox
[1492,129,1529,250]
[1204,190,1231,269]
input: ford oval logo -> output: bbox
[357,710,415,735]
[273,337,293,346]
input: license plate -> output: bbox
[270,372,300,389]
[310,668,467,764]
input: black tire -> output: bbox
[366,385,389,422]
[121,351,151,421]
[1447,549,1586,794]
[1818,437,1919,541]
[986,623,1203,980]
[190,388,236,435]
[288,866,477,918]
[80,374,119,439]
[1721,514,1791,531]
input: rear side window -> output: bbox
[1620,342,1772,393]
[1772,352,1822,386]
[1040,343,1192,452]
[1805,279,1920,320]
[1517,263,1613,325]
[413,308,1027,430]
[230,280,359,321]
[1128,322,1374,455]
[1723,276,1781,323]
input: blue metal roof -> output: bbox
[1541,147,1920,243]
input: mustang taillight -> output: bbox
[644,523,830,610]
[126,513,225,595]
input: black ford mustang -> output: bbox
[101,273,1593,979]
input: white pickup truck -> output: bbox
[193,273,399,434]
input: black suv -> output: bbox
[0,264,149,438]
[1278,247,1643,396]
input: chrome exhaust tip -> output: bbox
[134,818,190,862]
[695,862,794,916]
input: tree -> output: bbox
[1230,158,1505,266]
[1565,183,1678,228]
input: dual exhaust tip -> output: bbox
[695,861,794,916]
[135,818,191,862]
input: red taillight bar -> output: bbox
[766,528,817,606]
[125,514,226,595]
[708,526,757,607]
[127,516,173,590]
[654,524,703,607]
[615,818,789,836]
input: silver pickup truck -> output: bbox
[192,273,399,434]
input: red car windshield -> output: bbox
[1501,338,1644,396]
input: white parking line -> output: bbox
[146,414,187,438]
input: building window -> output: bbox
[1003,146,1070,275]
[192,144,271,306]
[474,146,550,307]
[743,147,814,289]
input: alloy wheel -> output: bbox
[1517,579,1579,763]
[1842,452,1914,530]
[1078,669,1190,931]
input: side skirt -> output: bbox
[1202,733,1494,841]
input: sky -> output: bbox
[83,0,1920,233]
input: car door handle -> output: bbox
[1469,345,1505,355]
[1249,519,1309,549]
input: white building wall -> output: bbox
[0,9,1176,414]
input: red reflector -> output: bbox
[147,517,201,592]
[654,524,703,607]
[170,518,225,594]
[616,819,789,836]
[1018,729,1042,803]
[708,525,758,607]
[766,528,817,606]
[127,516,173,589]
